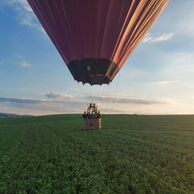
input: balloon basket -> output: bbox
[84,118,101,130]
[82,103,101,129]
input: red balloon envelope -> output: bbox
[28,0,168,85]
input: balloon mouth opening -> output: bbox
[67,58,117,85]
[74,74,111,85]
[82,75,111,86]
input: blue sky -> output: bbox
[0,0,194,115]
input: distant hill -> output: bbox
[0,113,31,118]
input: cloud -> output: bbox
[20,61,31,68]
[0,94,75,105]
[84,96,163,105]
[45,92,74,101]
[7,0,32,12]
[0,97,44,105]
[2,0,40,29]
[0,96,182,115]
[0,95,159,115]
[143,33,174,43]
[0,96,85,115]
[153,80,172,85]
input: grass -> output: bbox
[0,114,194,194]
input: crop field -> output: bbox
[0,114,194,194]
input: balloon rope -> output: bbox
[100,85,106,113]
[109,72,121,113]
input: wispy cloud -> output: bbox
[143,33,174,43]
[20,61,31,69]
[0,93,75,105]
[153,80,172,85]
[0,95,185,115]
[84,96,164,105]
[7,0,32,12]
[0,97,43,105]
[0,94,167,115]
[45,92,74,101]
[0,96,84,115]
[2,0,41,29]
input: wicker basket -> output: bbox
[84,118,101,129]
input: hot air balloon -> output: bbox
[27,0,168,85]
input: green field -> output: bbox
[0,115,194,194]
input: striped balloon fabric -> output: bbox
[28,0,168,85]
